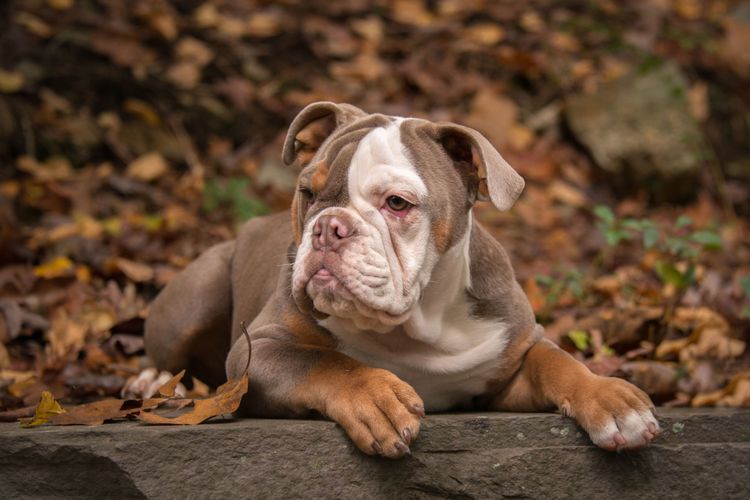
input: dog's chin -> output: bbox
[299,273,413,332]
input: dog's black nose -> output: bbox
[313,215,353,250]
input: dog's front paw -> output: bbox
[566,376,661,451]
[325,367,424,459]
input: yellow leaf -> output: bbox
[34,256,74,279]
[20,391,66,428]
[0,69,24,93]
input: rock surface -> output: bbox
[1,409,749,499]
[565,62,705,201]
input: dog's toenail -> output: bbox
[394,440,411,455]
[372,441,383,455]
[402,428,412,443]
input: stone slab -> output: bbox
[1,408,749,499]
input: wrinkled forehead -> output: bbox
[305,115,439,207]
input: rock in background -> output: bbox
[566,62,706,202]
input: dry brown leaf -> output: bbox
[50,398,166,425]
[575,306,663,349]
[657,308,746,362]
[157,369,186,397]
[122,368,185,399]
[126,152,169,182]
[138,375,247,425]
[621,361,678,398]
[465,23,504,45]
[113,257,155,283]
[47,309,87,358]
[692,372,750,407]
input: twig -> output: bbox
[240,321,251,374]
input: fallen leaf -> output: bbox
[157,369,186,397]
[126,152,169,182]
[20,391,66,427]
[122,368,186,400]
[0,69,25,93]
[113,257,155,283]
[138,375,247,425]
[465,23,504,45]
[50,398,165,426]
[692,372,750,407]
[621,361,679,398]
[34,256,74,279]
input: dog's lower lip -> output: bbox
[312,267,334,281]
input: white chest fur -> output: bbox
[322,312,509,411]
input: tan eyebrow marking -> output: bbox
[310,161,330,192]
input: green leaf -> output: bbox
[621,218,644,231]
[605,228,632,246]
[568,330,590,351]
[740,276,750,297]
[654,261,687,288]
[689,230,723,250]
[594,205,615,225]
[535,275,555,287]
[675,215,692,229]
[642,225,660,249]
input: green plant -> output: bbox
[535,268,586,322]
[203,177,269,223]
[741,276,750,319]
[594,206,722,292]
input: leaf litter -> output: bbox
[1,0,749,418]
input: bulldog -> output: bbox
[144,102,660,458]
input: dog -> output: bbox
[144,102,660,458]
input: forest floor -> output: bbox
[1,0,749,423]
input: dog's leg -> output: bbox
[226,329,424,459]
[144,241,234,387]
[493,339,660,450]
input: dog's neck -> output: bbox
[400,216,472,344]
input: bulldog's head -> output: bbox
[286,102,524,332]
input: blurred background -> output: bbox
[1,0,749,416]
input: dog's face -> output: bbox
[285,102,524,332]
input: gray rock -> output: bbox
[1,408,749,499]
[566,62,706,201]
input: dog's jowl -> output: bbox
[145,102,660,458]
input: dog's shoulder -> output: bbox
[467,218,535,330]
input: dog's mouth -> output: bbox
[293,254,413,329]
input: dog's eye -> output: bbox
[386,196,410,212]
[299,188,316,210]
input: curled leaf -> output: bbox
[20,391,66,428]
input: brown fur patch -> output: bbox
[290,195,302,245]
[431,218,452,253]
[310,161,329,192]
[281,310,334,348]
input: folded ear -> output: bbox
[436,123,525,211]
[282,101,366,167]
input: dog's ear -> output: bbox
[282,101,366,167]
[436,123,525,211]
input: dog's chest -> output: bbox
[321,314,510,411]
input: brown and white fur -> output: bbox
[145,102,660,459]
